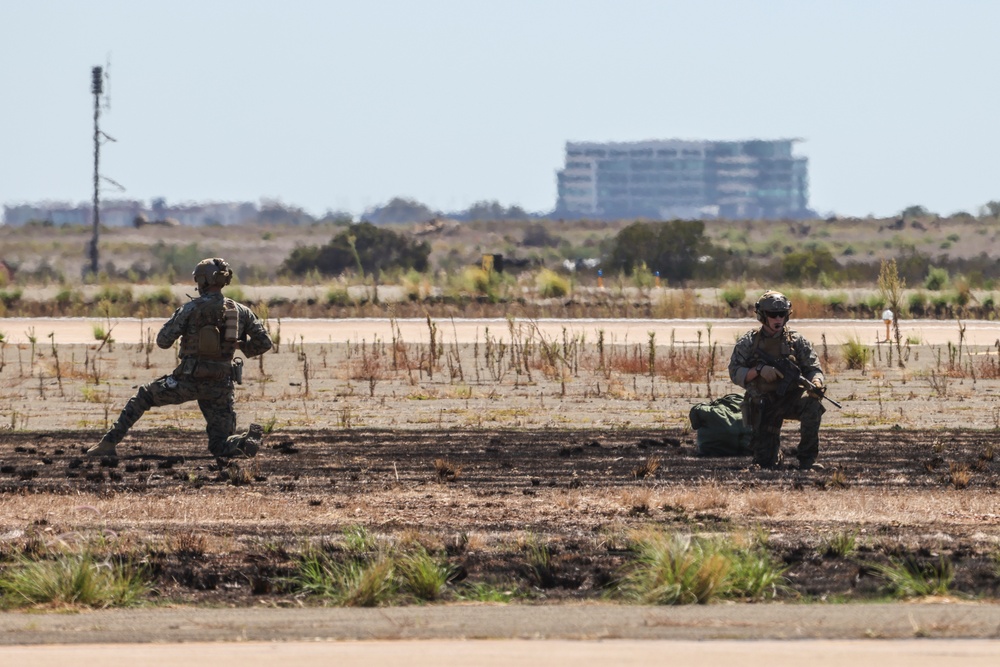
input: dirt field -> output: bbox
[1,317,1000,624]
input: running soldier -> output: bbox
[87,258,273,459]
[728,291,826,470]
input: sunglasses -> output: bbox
[765,311,788,319]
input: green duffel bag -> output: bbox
[689,393,753,457]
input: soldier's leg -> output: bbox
[752,418,783,468]
[197,382,261,458]
[792,397,826,469]
[89,376,195,455]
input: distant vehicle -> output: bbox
[133,214,180,228]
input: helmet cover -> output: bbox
[192,258,233,292]
[754,290,792,323]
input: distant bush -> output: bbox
[283,222,430,277]
[842,336,870,370]
[924,266,949,291]
[719,284,746,309]
[95,285,132,304]
[536,269,570,298]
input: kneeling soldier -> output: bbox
[87,258,273,459]
[728,291,826,470]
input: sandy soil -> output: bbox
[2,315,998,346]
[1,316,1000,644]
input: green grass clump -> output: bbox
[0,554,148,609]
[223,286,247,303]
[0,288,23,308]
[454,582,517,603]
[397,547,456,601]
[613,530,787,605]
[291,553,397,607]
[819,530,858,558]
[719,284,746,309]
[326,286,354,306]
[138,286,176,307]
[536,269,570,298]
[95,284,132,304]
[842,336,870,370]
[869,556,954,598]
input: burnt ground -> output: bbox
[1,426,999,607]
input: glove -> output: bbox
[808,376,825,398]
[758,365,781,382]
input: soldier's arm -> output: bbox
[795,337,825,385]
[237,307,273,358]
[728,334,755,387]
[156,304,190,349]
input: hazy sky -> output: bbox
[2,0,997,219]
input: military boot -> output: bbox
[237,423,263,458]
[86,436,118,457]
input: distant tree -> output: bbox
[362,198,436,225]
[781,248,840,283]
[980,201,1000,218]
[900,205,932,218]
[257,199,315,225]
[282,222,430,277]
[464,200,530,221]
[606,220,720,283]
[522,222,561,248]
[317,210,355,225]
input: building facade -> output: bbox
[2,199,259,227]
[556,139,809,220]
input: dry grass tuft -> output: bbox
[745,492,782,517]
[620,489,655,516]
[947,463,972,489]
[171,531,207,561]
[829,467,850,489]
[631,455,661,479]
[434,458,462,482]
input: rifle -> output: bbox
[754,349,842,409]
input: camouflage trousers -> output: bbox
[101,373,252,457]
[745,392,825,468]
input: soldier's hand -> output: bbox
[758,365,782,382]
[808,377,825,398]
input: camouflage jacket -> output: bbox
[728,326,824,396]
[157,292,273,359]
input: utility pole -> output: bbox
[88,65,103,277]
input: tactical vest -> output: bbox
[179,298,239,361]
[749,330,797,394]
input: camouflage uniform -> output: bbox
[728,327,825,468]
[98,291,272,457]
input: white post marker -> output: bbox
[881,308,894,342]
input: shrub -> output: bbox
[842,337,869,370]
[870,556,954,598]
[720,285,746,309]
[138,287,175,307]
[292,553,397,607]
[536,269,570,298]
[397,548,456,601]
[613,530,786,605]
[0,553,148,609]
[95,285,132,304]
[924,266,949,291]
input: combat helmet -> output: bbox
[193,258,233,294]
[754,290,792,324]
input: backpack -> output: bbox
[688,393,753,457]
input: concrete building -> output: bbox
[556,139,809,220]
[2,199,259,227]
